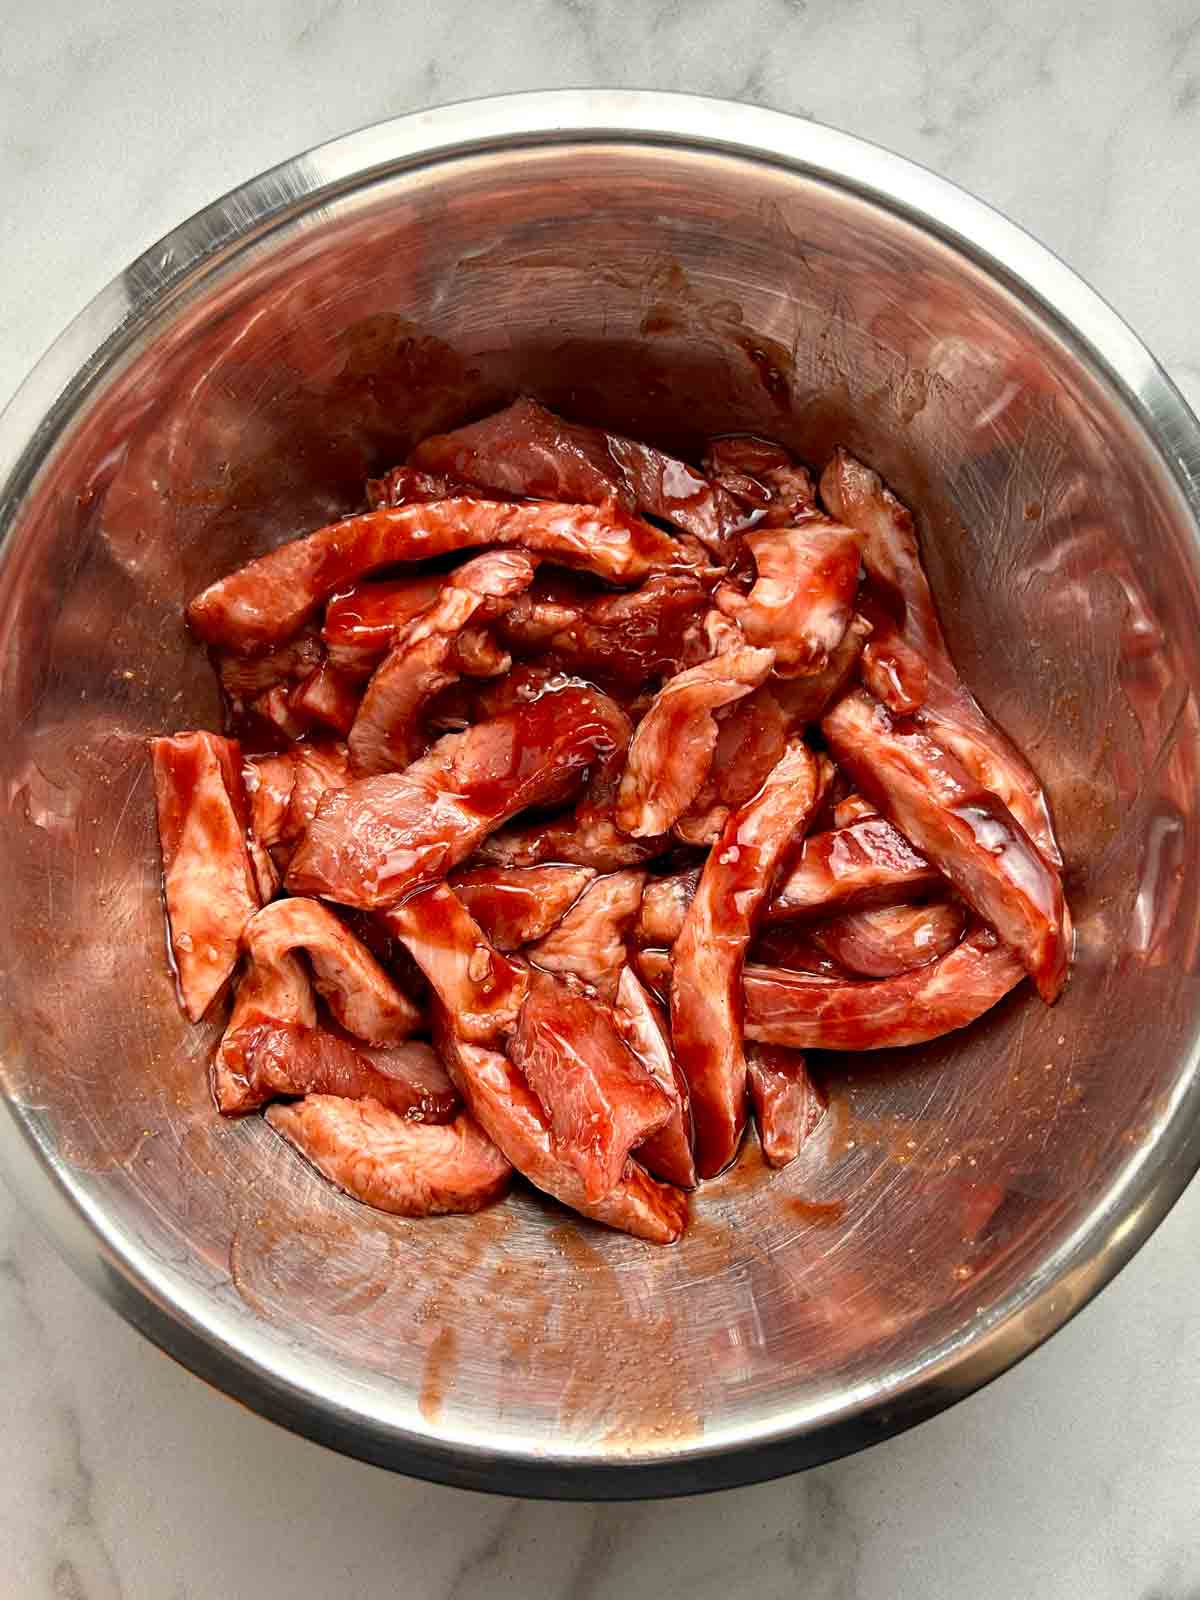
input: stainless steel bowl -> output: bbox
[2,91,1199,1499]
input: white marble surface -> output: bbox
[2,1,1200,1595]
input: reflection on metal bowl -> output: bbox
[1,91,1199,1498]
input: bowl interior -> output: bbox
[2,111,1199,1494]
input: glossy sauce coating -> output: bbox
[636,813,942,948]
[475,689,657,872]
[671,742,828,1178]
[243,742,351,851]
[449,864,596,949]
[856,589,929,714]
[381,883,528,1045]
[820,448,1061,866]
[673,683,792,846]
[528,869,647,1000]
[703,435,817,527]
[287,683,627,908]
[240,896,422,1043]
[366,463,479,510]
[323,574,446,675]
[822,690,1069,1001]
[216,629,323,708]
[616,640,775,837]
[745,1044,827,1169]
[215,1024,457,1121]
[290,661,363,737]
[188,496,692,653]
[806,898,967,979]
[500,570,708,682]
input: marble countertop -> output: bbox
[3,2,1200,1595]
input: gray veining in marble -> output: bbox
[2,0,1200,1595]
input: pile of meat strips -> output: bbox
[152,399,1071,1244]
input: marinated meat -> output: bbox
[632,946,673,996]
[449,864,596,950]
[748,927,845,976]
[768,611,870,727]
[323,574,445,675]
[704,435,817,526]
[435,1021,688,1243]
[242,752,302,852]
[673,683,792,845]
[638,814,943,947]
[244,741,351,852]
[452,626,510,678]
[635,870,702,948]
[246,836,281,905]
[287,682,629,908]
[366,463,478,509]
[412,399,627,506]
[395,838,688,1239]
[266,1096,511,1217]
[351,1039,460,1123]
[381,883,528,1045]
[476,791,664,872]
[215,1022,458,1120]
[215,629,323,713]
[821,449,1061,866]
[715,519,861,675]
[671,741,829,1178]
[347,550,535,775]
[831,793,878,827]
[823,690,1069,1002]
[857,591,929,714]
[528,869,647,999]
[616,643,775,837]
[613,966,696,1190]
[156,411,1071,1246]
[238,897,422,1042]
[637,926,1024,1051]
[290,661,362,736]
[250,682,310,741]
[188,497,692,653]
[771,815,943,921]
[475,690,661,872]
[806,898,967,979]
[412,398,743,553]
[704,433,797,482]
[499,570,708,682]
[745,1045,826,1168]
[509,968,672,1203]
[743,925,1025,1049]
[211,900,434,1118]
